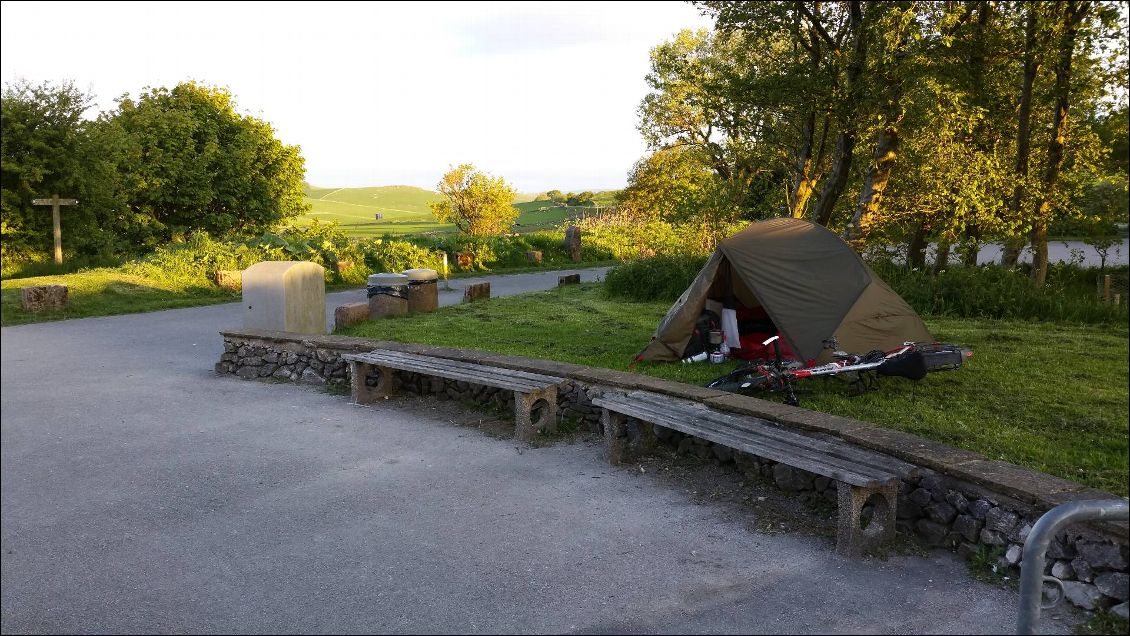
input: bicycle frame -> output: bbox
[707,336,969,407]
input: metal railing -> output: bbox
[1016,499,1129,635]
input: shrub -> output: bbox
[873,260,1129,324]
[603,255,708,302]
[358,237,445,275]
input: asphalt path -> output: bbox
[1,266,1075,634]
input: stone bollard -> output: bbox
[558,274,581,286]
[563,226,582,262]
[334,302,369,330]
[215,270,242,292]
[367,273,409,319]
[403,268,439,313]
[19,284,68,311]
[463,282,491,303]
[526,250,543,264]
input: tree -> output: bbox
[545,189,566,205]
[1,80,130,263]
[106,82,309,242]
[429,164,518,235]
[618,146,740,247]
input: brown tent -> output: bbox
[637,218,932,363]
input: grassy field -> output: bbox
[1,269,238,325]
[339,283,1130,497]
[300,185,620,238]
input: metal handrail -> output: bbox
[1016,499,1129,635]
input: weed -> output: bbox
[967,545,1015,586]
[1074,609,1130,635]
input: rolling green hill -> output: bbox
[300,185,620,238]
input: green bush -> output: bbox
[873,260,1129,324]
[603,255,708,302]
[407,232,615,271]
[358,237,445,274]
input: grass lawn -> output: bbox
[1,269,239,326]
[339,283,1130,497]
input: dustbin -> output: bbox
[367,273,409,319]
[402,268,439,313]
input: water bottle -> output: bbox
[681,352,709,364]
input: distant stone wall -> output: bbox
[216,329,1128,615]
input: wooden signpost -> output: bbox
[31,194,78,264]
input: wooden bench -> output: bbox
[341,350,563,441]
[591,390,920,556]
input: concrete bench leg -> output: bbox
[835,481,899,557]
[513,386,557,442]
[602,408,627,465]
[349,361,394,404]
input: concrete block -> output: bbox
[215,270,242,291]
[334,303,369,330]
[463,282,490,303]
[19,285,67,311]
[242,261,325,334]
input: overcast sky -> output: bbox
[0,1,714,192]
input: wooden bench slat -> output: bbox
[345,350,559,385]
[593,394,896,488]
[621,391,918,479]
[343,351,559,392]
[343,351,557,388]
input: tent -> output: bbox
[636,217,933,363]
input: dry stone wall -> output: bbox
[216,330,1128,616]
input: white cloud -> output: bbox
[0,0,713,192]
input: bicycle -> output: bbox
[705,335,971,407]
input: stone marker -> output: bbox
[463,282,490,303]
[334,302,370,330]
[526,250,542,264]
[215,270,241,292]
[242,261,326,334]
[20,284,68,312]
[558,274,581,286]
[563,225,582,262]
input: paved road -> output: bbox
[1,267,1075,634]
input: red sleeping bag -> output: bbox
[729,307,803,362]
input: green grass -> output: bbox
[1,269,238,326]
[338,283,1130,496]
[299,185,620,238]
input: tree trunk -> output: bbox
[907,221,930,270]
[845,122,899,242]
[934,241,952,274]
[959,1,992,268]
[812,0,867,227]
[790,109,818,218]
[960,238,980,267]
[1030,1,1089,286]
[1003,6,1041,268]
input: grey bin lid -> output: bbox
[402,268,438,282]
[368,273,410,287]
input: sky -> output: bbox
[0,1,714,193]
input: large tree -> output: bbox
[106,81,309,241]
[429,164,518,235]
